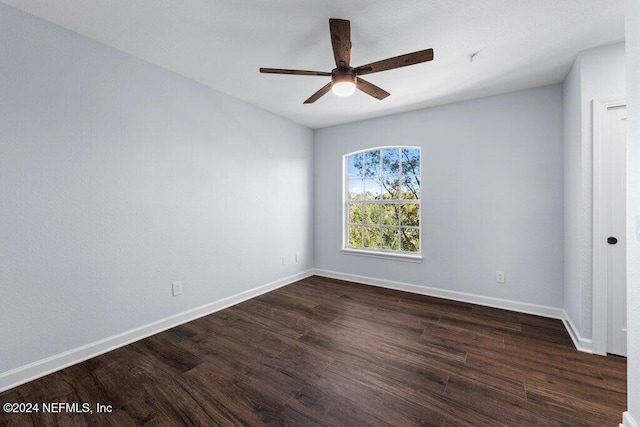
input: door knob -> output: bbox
[607,237,618,245]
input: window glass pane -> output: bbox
[364,178,381,200]
[401,148,420,176]
[381,203,399,226]
[349,226,363,248]
[400,184,417,200]
[382,148,399,176]
[401,175,420,200]
[401,228,420,252]
[348,153,363,177]
[364,150,381,177]
[400,204,419,226]
[348,179,364,200]
[381,177,400,199]
[364,203,381,225]
[381,227,399,250]
[363,227,381,249]
[348,203,363,224]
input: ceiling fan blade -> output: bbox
[356,78,390,100]
[260,68,331,76]
[354,48,434,75]
[304,82,333,104]
[329,19,351,68]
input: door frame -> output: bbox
[592,96,626,356]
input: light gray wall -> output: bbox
[314,85,564,308]
[562,55,584,335]
[625,0,640,421]
[0,5,314,374]
[562,42,626,339]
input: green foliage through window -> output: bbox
[346,147,420,254]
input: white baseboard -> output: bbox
[313,268,565,318]
[311,269,595,350]
[561,310,593,353]
[622,412,639,427]
[0,269,313,393]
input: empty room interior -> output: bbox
[1,1,639,426]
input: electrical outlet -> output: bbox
[496,271,505,284]
[172,281,183,296]
[295,253,300,262]
[282,256,287,265]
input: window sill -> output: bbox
[340,248,423,263]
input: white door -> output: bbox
[605,105,627,357]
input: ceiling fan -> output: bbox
[260,19,434,104]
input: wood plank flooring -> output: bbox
[0,276,627,426]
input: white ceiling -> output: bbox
[2,0,625,129]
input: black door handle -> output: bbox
[607,237,618,245]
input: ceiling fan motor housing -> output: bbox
[331,67,356,86]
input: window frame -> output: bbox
[341,146,423,263]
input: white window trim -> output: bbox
[340,247,423,263]
[341,145,422,262]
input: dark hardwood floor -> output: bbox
[0,276,627,426]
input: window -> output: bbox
[343,147,421,260]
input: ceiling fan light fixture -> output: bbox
[331,72,356,97]
[332,81,356,97]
